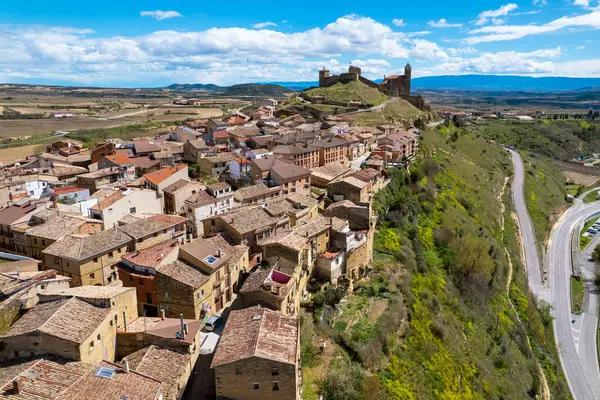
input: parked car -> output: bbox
[587,228,598,234]
[204,315,222,332]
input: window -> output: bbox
[89,341,94,350]
[272,368,279,376]
[272,382,279,391]
[14,351,19,357]
[253,383,260,390]
[41,240,45,246]
[97,333,101,341]
[201,289,204,296]
[108,252,113,259]
[129,275,133,282]
[146,293,153,304]
[93,257,98,263]
[130,207,136,214]
[165,292,169,299]
[117,248,122,254]
[33,238,37,245]
[139,279,144,286]
[90,273,95,279]
[196,293,200,299]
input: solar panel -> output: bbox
[94,366,116,380]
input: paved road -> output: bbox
[511,149,600,400]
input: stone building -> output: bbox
[239,268,298,316]
[319,63,411,97]
[163,179,205,216]
[211,307,301,400]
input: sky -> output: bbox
[1,0,599,87]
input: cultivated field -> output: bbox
[0,117,124,138]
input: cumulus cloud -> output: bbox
[574,0,589,7]
[392,19,406,27]
[140,10,182,20]
[475,4,519,26]
[253,21,277,29]
[427,19,462,28]
[467,8,600,44]
[533,0,547,6]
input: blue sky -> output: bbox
[0,0,599,86]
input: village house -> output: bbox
[49,186,90,203]
[0,269,71,313]
[263,193,319,228]
[88,188,162,229]
[177,236,248,315]
[129,156,162,176]
[228,156,252,180]
[163,179,205,215]
[171,126,204,144]
[0,199,49,253]
[233,183,282,205]
[0,285,138,364]
[239,268,298,316]
[350,168,387,195]
[199,153,237,177]
[0,358,164,400]
[269,163,311,196]
[76,167,131,194]
[41,228,133,286]
[143,164,189,193]
[272,143,320,169]
[211,307,301,400]
[310,162,351,188]
[310,137,351,166]
[250,156,294,184]
[133,139,161,157]
[184,183,233,238]
[23,215,102,262]
[117,214,187,251]
[183,139,212,164]
[97,154,136,178]
[327,176,370,203]
[378,130,419,161]
[203,206,284,254]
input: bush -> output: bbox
[322,360,366,400]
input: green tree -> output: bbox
[451,236,494,284]
[592,243,600,264]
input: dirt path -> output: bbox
[368,299,389,322]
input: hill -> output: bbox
[354,98,428,126]
[302,81,388,107]
[265,75,600,92]
[164,82,293,97]
[302,127,569,399]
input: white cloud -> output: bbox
[533,0,547,6]
[466,9,600,44]
[140,10,182,20]
[475,4,519,26]
[392,19,406,27]
[576,45,586,49]
[427,19,462,28]
[574,0,589,7]
[253,21,277,29]
[281,20,288,24]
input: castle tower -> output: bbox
[319,68,330,87]
[404,63,412,96]
[348,65,362,79]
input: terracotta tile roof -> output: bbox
[219,206,279,236]
[42,229,132,261]
[117,215,182,240]
[234,183,271,200]
[133,139,161,154]
[60,360,163,400]
[205,153,237,164]
[124,345,190,400]
[42,285,135,301]
[270,163,311,181]
[311,162,350,181]
[339,176,368,189]
[25,215,90,241]
[129,156,161,169]
[102,154,131,165]
[186,139,209,149]
[213,131,230,139]
[351,168,380,182]
[179,238,232,270]
[125,317,202,346]
[90,190,124,210]
[0,202,39,225]
[211,307,298,368]
[115,148,135,157]
[185,190,216,206]
[143,164,186,185]
[121,240,179,269]
[155,260,210,288]
[52,186,87,195]
[240,268,293,300]
[206,182,230,191]
[0,298,110,344]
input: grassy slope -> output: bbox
[520,152,569,246]
[354,98,427,127]
[303,81,389,107]
[303,127,570,399]
[474,120,600,161]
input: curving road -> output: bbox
[511,149,600,400]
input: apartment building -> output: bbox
[88,188,162,229]
[272,143,320,169]
[163,179,205,215]
[185,183,234,238]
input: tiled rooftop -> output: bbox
[121,240,179,269]
[42,229,132,261]
[0,298,110,344]
[156,260,210,288]
[211,307,298,368]
[42,285,135,301]
[219,206,279,235]
[143,164,186,185]
[124,316,202,345]
[25,215,90,240]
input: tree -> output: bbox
[451,236,494,284]
[592,243,600,264]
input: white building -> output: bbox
[88,188,162,229]
[185,182,234,238]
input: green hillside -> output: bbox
[355,98,428,126]
[301,127,569,400]
[303,81,389,107]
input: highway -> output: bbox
[511,149,600,400]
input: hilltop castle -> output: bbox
[318,63,426,110]
[319,63,412,97]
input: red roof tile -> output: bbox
[143,164,186,185]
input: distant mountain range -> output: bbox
[167,75,600,93]
[164,83,294,97]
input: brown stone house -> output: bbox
[239,268,298,316]
[269,163,311,196]
[250,156,294,184]
[163,179,205,215]
[233,183,282,205]
[211,307,301,400]
[272,143,320,169]
[183,139,212,164]
[310,137,351,166]
[327,176,370,203]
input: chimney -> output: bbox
[184,323,189,335]
[161,308,165,320]
[12,378,23,394]
[123,359,130,373]
[52,197,58,209]
[123,311,127,331]
[180,314,185,338]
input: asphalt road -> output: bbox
[511,149,600,400]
